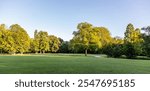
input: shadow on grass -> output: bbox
[132,56,150,60]
[104,55,150,61]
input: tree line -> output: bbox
[69,22,150,58]
[0,24,61,54]
[0,23,150,58]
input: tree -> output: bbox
[124,24,143,43]
[124,23,135,43]
[58,37,64,44]
[124,43,142,59]
[142,35,150,57]
[93,27,112,47]
[112,36,124,44]
[103,44,123,58]
[38,31,49,53]
[10,24,30,54]
[124,24,143,58]
[30,38,34,53]
[71,22,112,56]
[142,26,150,35]
[59,41,70,53]
[142,26,150,57]
[30,30,40,53]
[48,35,60,53]
[0,24,6,53]
[71,22,92,56]
[0,24,16,54]
[103,36,124,58]
[4,30,16,54]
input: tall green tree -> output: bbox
[0,24,8,53]
[48,35,60,53]
[124,23,135,43]
[59,41,70,53]
[103,36,124,58]
[93,27,112,47]
[38,31,49,53]
[4,30,16,54]
[0,24,15,54]
[124,24,143,43]
[124,24,143,58]
[71,22,111,56]
[31,30,40,53]
[0,24,6,53]
[71,22,93,56]
[142,26,150,57]
[10,24,30,54]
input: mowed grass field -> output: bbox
[0,54,150,74]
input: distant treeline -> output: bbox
[0,23,150,58]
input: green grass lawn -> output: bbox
[0,54,150,74]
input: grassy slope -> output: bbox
[0,54,150,74]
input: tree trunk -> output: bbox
[43,50,45,54]
[85,49,87,56]
[35,51,38,54]
[0,49,2,54]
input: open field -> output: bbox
[0,54,150,74]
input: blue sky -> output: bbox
[0,0,150,41]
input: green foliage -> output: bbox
[4,31,16,54]
[0,24,16,54]
[124,24,143,59]
[124,23,134,43]
[59,41,70,53]
[0,22,149,59]
[71,22,93,56]
[124,23,143,44]
[124,43,142,59]
[30,30,61,53]
[31,30,40,53]
[0,24,8,53]
[71,22,112,56]
[93,27,112,47]
[36,31,49,53]
[112,36,124,44]
[10,24,30,54]
[141,26,150,35]
[103,44,123,58]
[48,35,60,53]
[88,44,100,54]
[142,26,150,57]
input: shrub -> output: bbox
[103,44,123,58]
[124,43,142,59]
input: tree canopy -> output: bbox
[71,22,112,56]
[10,24,30,54]
[124,23,143,58]
[0,23,149,58]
